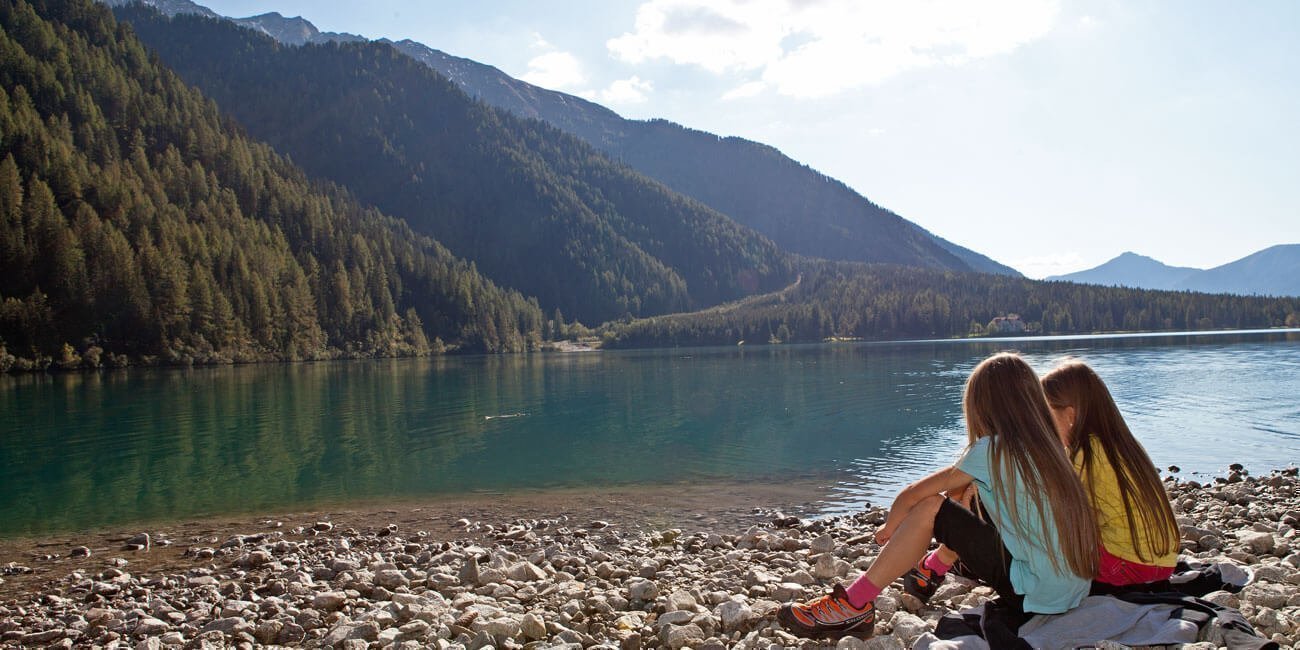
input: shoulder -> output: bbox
[957,436,994,478]
[1077,434,1122,489]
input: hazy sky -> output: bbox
[200,0,1300,278]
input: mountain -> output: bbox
[1047,252,1200,290]
[372,40,1024,277]
[1049,247,1300,297]
[0,0,544,369]
[1176,244,1300,297]
[101,0,217,19]
[387,40,626,150]
[101,0,366,44]
[231,11,365,46]
[102,0,1019,277]
[114,5,796,326]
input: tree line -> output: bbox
[605,262,1300,348]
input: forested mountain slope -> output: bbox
[0,0,544,370]
[114,5,796,325]
[101,0,1018,276]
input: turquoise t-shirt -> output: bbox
[957,436,1089,614]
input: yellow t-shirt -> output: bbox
[1073,436,1178,567]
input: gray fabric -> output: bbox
[912,596,1199,650]
[913,632,990,650]
[1017,596,1197,649]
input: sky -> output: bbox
[199,0,1300,278]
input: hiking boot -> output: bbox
[777,583,876,638]
[903,560,945,603]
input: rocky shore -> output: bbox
[1,471,1297,649]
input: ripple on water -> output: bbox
[1,331,1298,535]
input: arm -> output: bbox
[875,465,973,545]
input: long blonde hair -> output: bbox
[1042,359,1179,562]
[964,352,1099,579]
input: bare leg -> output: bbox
[780,494,948,634]
[862,495,945,590]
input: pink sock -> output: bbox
[923,551,952,576]
[844,574,881,609]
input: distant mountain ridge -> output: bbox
[1048,252,1200,290]
[101,0,1020,278]
[1049,246,1300,297]
[102,0,365,45]
[1177,245,1300,297]
[231,11,365,46]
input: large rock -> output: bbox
[770,582,805,601]
[744,568,779,587]
[458,559,481,586]
[783,569,816,585]
[520,612,546,640]
[1242,583,1289,609]
[656,611,694,627]
[254,620,283,645]
[375,569,409,589]
[312,591,348,611]
[200,617,253,637]
[662,623,705,650]
[484,617,522,640]
[508,562,547,582]
[889,611,927,644]
[814,553,851,580]
[321,621,380,647]
[478,567,508,585]
[627,578,659,601]
[666,589,698,612]
[864,636,906,649]
[714,599,756,633]
[1239,531,1276,555]
[133,617,170,635]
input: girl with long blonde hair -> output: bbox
[1041,359,1179,585]
[779,352,1099,638]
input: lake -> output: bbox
[2,330,1298,537]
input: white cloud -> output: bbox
[608,0,1060,98]
[581,76,655,105]
[520,51,587,89]
[721,80,767,101]
[1009,251,1087,280]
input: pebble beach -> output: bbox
[1,471,1298,649]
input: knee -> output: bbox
[912,494,945,520]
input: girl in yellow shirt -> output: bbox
[1042,360,1180,585]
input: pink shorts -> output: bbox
[1095,546,1175,586]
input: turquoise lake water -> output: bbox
[1,330,1298,537]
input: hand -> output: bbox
[874,519,898,545]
